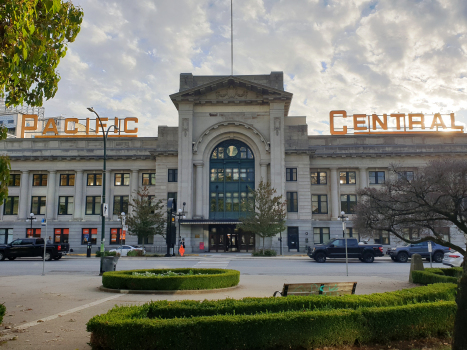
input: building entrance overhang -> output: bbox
[180,219,240,225]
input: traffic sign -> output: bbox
[428,241,432,252]
[41,218,46,226]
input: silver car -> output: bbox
[443,251,464,267]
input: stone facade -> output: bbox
[1,72,466,253]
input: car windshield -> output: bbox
[324,238,336,245]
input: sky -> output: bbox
[42,0,467,136]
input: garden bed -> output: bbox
[88,284,457,350]
[101,268,240,291]
[412,267,463,285]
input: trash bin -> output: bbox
[102,256,118,272]
[86,242,92,258]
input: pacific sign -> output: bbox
[21,114,138,138]
[330,110,464,135]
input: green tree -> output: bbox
[0,0,83,107]
[237,180,287,250]
[125,187,165,249]
[353,159,467,350]
[0,126,10,202]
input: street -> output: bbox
[0,255,444,349]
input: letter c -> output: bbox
[330,110,348,135]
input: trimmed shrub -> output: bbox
[126,250,144,257]
[252,249,277,257]
[0,303,5,325]
[87,301,456,350]
[95,251,119,258]
[102,268,240,290]
[412,267,462,285]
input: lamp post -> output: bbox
[338,211,349,276]
[26,212,37,230]
[120,212,126,245]
[175,202,186,255]
[87,107,119,275]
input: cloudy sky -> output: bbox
[42,0,467,136]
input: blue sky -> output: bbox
[43,0,467,136]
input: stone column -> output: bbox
[19,170,30,219]
[129,169,139,214]
[330,167,339,220]
[194,162,203,217]
[105,170,111,218]
[260,161,268,182]
[74,170,83,220]
[177,103,194,219]
[269,103,286,198]
[359,167,367,190]
[46,171,56,219]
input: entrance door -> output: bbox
[209,226,226,252]
[287,227,299,252]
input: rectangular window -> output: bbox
[114,173,130,186]
[168,169,178,182]
[340,194,357,214]
[113,196,129,215]
[402,227,420,240]
[344,228,359,240]
[3,196,19,215]
[8,174,20,186]
[312,195,328,214]
[31,196,46,215]
[33,174,48,186]
[85,196,101,215]
[138,235,154,245]
[313,227,330,244]
[110,228,125,245]
[369,171,385,184]
[311,171,327,185]
[60,174,75,186]
[87,173,102,186]
[167,192,177,210]
[54,228,69,243]
[58,196,74,215]
[26,228,41,238]
[340,171,356,184]
[374,230,390,245]
[287,192,298,212]
[142,173,155,186]
[286,168,297,181]
[398,171,414,182]
[0,229,14,244]
[82,228,98,245]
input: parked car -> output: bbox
[443,250,465,267]
[386,241,450,263]
[308,238,384,263]
[108,245,145,256]
[0,238,70,261]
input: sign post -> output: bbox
[41,217,47,276]
[428,241,433,268]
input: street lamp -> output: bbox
[120,212,126,245]
[338,211,349,276]
[87,107,119,275]
[26,212,37,230]
[175,202,186,255]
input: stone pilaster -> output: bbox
[177,103,193,219]
[105,170,111,218]
[260,161,269,182]
[130,169,139,214]
[269,102,286,198]
[194,161,203,217]
[330,167,339,220]
[19,170,29,219]
[46,171,56,219]
[359,167,367,190]
[74,170,83,220]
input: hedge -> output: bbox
[412,267,463,285]
[102,268,240,290]
[87,301,456,350]
[88,284,457,350]
[0,303,5,325]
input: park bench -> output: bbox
[273,282,357,297]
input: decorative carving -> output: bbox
[274,117,281,136]
[182,118,189,137]
[215,86,249,100]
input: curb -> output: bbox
[98,284,241,295]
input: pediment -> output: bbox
[170,76,293,115]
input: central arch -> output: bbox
[209,139,255,220]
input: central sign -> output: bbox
[330,110,464,135]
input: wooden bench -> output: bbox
[273,282,357,297]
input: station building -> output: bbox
[1,72,467,253]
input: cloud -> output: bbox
[43,0,467,136]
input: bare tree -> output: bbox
[125,187,165,249]
[237,181,287,250]
[353,159,466,350]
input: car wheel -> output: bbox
[362,253,374,263]
[0,252,5,261]
[433,252,444,263]
[397,252,409,263]
[314,252,326,263]
[7,257,16,261]
[44,252,52,261]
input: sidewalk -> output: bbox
[0,271,411,349]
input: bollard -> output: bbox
[409,253,424,283]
